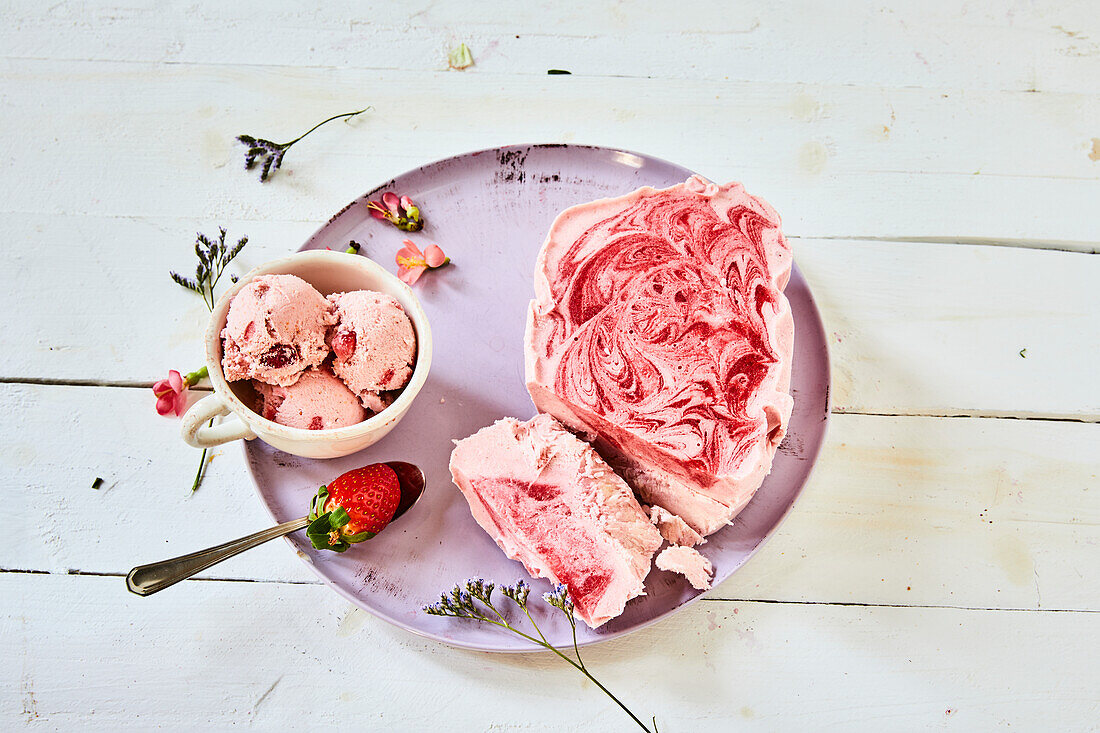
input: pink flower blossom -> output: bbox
[153,366,208,417]
[153,370,188,416]
[367,193,423,231]
[396,240,450,285]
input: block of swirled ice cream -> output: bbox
[525,175,795,536]
[254,366,366,430]
[222,274,335,387]
[449,414,663,628]
[327,290,416,413]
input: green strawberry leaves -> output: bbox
[306,484,377,552]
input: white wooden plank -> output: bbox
[3,384,1096,613]
[0,59,1098,245]
[0,382,317,585]
[1,572,1097,731]
[0,215,315,386]
[3,214,1097,419]
[795,237,1100,420]
[718,413,1100,612]
[3,1,1099,94]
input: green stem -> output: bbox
[208,249,231,303]
[568,615,587,673]
[448,603,656,733]
[569,660,653,732]
[189,418,213,492]
[467,609,586,672]
[189,257,219,489]
[523,605,555,649]
[525,616,652,733]
[481,599,512,627]
[471,615,547,648]
[281,108,370,148]
[184,366,208,386]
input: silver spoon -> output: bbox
[126,461,426,597]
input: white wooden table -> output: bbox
[2,2,1098,730]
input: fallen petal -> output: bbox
[448,43,474,70]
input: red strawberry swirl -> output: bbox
[539,185,790,477]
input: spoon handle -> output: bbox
[126,516,310,596]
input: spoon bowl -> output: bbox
[385,461,426,519]
[126,461,426,597]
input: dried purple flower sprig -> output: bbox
[168,227,248,491]
[425,579,658,732]
[170,227,247,311]
[237,108,369,182]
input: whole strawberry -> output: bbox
[307,463,401,552]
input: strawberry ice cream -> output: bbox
[254,367,366,430]
[222,274,335,387]
[449,414,663,629]
[655,546,713,590]
[525,176,795,537]
[328,290,416,413]
[647,505,705,547]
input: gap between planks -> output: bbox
[797,235,1100,256]
[1,566,1094,615]
[1,379,1095,423]
[0,213,1098,256]
[2,51,1098,101]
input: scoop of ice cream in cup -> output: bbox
[180,250,432,459]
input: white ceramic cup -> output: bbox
[180,250,432,459]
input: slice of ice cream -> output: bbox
[328,290,416,413]
[253,367,366,430]
[647,505,705,547]
[222,274,335,387]
[655,546,713,590]
[525,175,795,536]
[449,414,663,629]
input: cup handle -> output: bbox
[181,393,256,448]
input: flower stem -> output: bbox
[568,616,587,673]
[428,585,657,732]
[522,605,555,649]
[189,418,213,492]
[524,613,653,732]
[185,366,208,386]
[282,108,370,148]
[474,615,549,648]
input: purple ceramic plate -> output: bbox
[244,144,830,652]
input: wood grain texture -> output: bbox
[4,1,1099,94]
[2,573,1096,731]
[0,59,1097,246]
[3,384,1096,613]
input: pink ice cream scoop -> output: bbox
[253,367,366,430]
[222,274,336,387]
[327,290,416,413]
